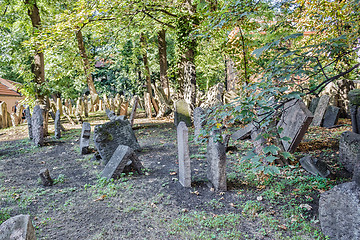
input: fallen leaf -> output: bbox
[94,195,107,202]
[300,204,312,211]
[278,224,287,230]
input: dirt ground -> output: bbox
[0,112,352,239]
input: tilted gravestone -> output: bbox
[94,119,140,165]
[193,107,206,140]
[299,155,330,178]
[311,95,330,126]
[54,110,61,139]
[32,105,44,146]
[348,89,360,134]
[0,101,8,128]
[0,214,36,240]
[177,122,191,187]
[207,130,227,191]
[101,145,144,179]
[129,96,139,127]
[319,182,360,240]
[308,97,320,114]
[80,122,91,154]
[339,131,360,174]
[278,99,313,153]
[174,99,192,127]
[24,107,33,140]
[39,168,53,186]
[322,105,340,128]
[231,123,255,141]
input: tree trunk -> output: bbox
[25,0,49,136]
[76,29,97,96]
[140,32,159,114]
[157,29,170,99]
[180,48,196,115]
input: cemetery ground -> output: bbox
[0,112,352,240]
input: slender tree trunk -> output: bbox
[76,29,97,96]
[25,0,49,135]
[157,29,170,99]
[140,33,159,114]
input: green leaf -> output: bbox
[262,145,280,155]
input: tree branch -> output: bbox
[142,11,175,29]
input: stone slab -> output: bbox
[319,182,360,240]
[54,110,61,139]
[24,107,32,140]
[177,122,191,187]
[278,99,313,153]
[80,122,91,155]
[231,123,255,141]
[193,107,206,140]
[339,131,360,174]
[322,106,340,128]
[311,95,330,126]
[94,119,141,165]
[0,214,36,240]
[101,145,144,179]
[32,105,44,146]
[300,155,330,178]
[174,100,192,127]
[308,97,320,114]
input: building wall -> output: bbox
[0,95,25,113]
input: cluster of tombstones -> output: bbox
[80,108,144,180]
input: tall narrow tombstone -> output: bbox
[193,107,206,140]
[322,105,340,128]
[311,95,330,126]
[129,96,139,127]
[177,122,191,187]
[174,99,192,127]
[144,93,152,118]
[308,97,320,114]
[83,96,89,117]
[0,215,36,240]
[80,122,91,154]
[278,99,314,152]
[24,107,33,140]
[32,105,44,146]
[0,101,8,128]
[348,89,360,133]
[54,110,61,139]
[10,113,18,127]
[207,130,227,191]
[16,104,24,125]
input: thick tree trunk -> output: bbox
[76,29,97,96]
[157,29,170,99]
[140,33,159,114]
[179,48,196,115]
[25,0,49,136]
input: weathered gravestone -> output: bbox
[174,100,192,127]
[319,182,360,240]
[101,145,144,179]
[348,89,360,134]
[80,122,91,155]
[300,155,330,178]
[231,123,255,141]
[129,96,139,127]
[54,110,61,139]
[207,130,227,191]
[177,122,191,187]
[94,119,141,165]
[193,107,206,140]
[144,93,152,118]
[0,101,8,128]
[0,214,36,240]
[311,95,330,126]
[278,99,314,152]
[24,107,33,140]
[308,97,320,114]
[32,105,44,146]
[251,128,267,155]
[322,105,340,128]
[39,168,53,186]
[339,131,360,174]
[105,108,116,121]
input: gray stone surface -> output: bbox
[105,109,116,121]
[311,95,330,126]
[251,128,266,155]
[350,105,360,133]
[177,122,191,187]
[94,119,141,165]
[319,182,360,240]
[0,214,36,240]
[101,145,144,179]
[300,155,330,178]
[348,89,360,106]
[174,100,192,127]
[80,122,91,155]
[231,123,255,141]
[129,96,139,126]
[39,168,53,186]
[24,107,33,140]
[31,105,44,146]
[308,97,320,114]
[278,99,313,153]
[339,131,360,174]
[207,130,227,191]
[54,110,61,139]
[193,107,206,140]
[322,105,340,128]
